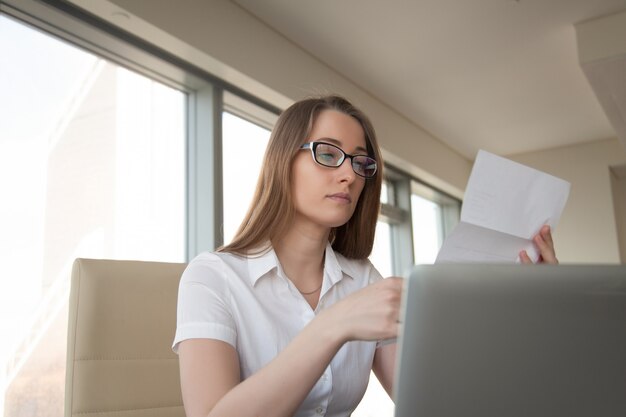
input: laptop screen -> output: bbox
[393,264,626,417]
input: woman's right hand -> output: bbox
[321,277,404,343]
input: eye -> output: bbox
[353,159,365,169]
[315,144,342,165]
[352,156,377,177]
[318,151,336,163]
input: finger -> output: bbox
[381,276,404,291]
[534,233,558,264]
[519,250,532,264]
[540,225,554,247]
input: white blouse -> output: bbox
[173,243,384,417]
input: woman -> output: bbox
[172,95,558,417]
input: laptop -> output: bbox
[393,264,626,417]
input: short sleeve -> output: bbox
[172,254,237,353]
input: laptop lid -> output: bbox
[394,264,626,417]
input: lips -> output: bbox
[327,192,352,203]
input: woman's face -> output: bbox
[291,109,367,232]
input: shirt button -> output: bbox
[316,407,325,414]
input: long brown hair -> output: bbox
[219,95,383,259]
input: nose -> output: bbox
[337,156,356,183]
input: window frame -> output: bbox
[382,166,462,274]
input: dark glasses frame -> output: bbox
[299,140,378,178]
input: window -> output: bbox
[221,93,276,245]
[0,13,185,416]
[221,112,271,244]
[370,182,394,276]
[370,221,393,277]
[411,181,460,264]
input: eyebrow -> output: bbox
[317,137,369,154]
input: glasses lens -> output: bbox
[352,156,377,178]
[314,143,344,167]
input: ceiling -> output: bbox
[232,0,626,159]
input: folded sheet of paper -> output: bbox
[436,150,571,264]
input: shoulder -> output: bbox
[181,251,251,291]
[182,251,223,281]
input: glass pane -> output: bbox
[370,221,393,277]
[411,194,443,264]
[222,112,271,244]
[380,181,389,204]
[0,15,186,416]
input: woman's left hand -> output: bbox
[519,225,558,264]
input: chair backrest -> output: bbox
[65,258,187,417]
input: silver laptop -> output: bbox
[394,264,626,417]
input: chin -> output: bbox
[302,209,356,229]
[325,217,352,229]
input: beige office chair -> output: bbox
[65,258,187,417]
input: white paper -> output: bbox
[436,150,570,264]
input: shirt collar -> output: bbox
[324,242,357,286]
[331,246,363,281]
[246,246,281,286]
[246,242,357,287]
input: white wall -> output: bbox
[509,138,626,264]
[73,0,471,198]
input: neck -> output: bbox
[272,223,329,293]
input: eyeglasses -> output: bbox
[300,140,377,178]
